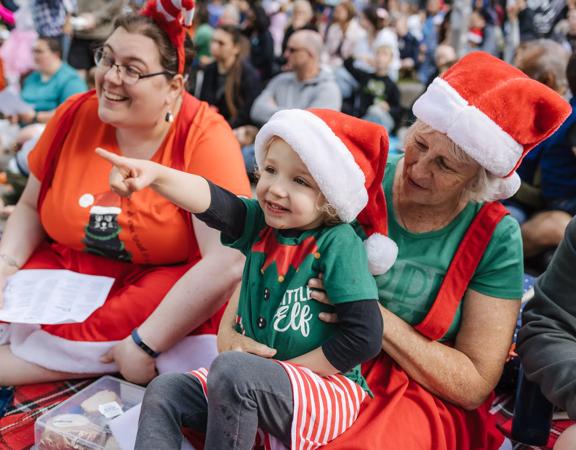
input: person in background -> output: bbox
[31,0,75,63]
[281,0,317,55]
[199,24,262,130]
[324,0,365,68]
[241,2,275,83]
[191,2,214,68]
[17,36,87,125]
[506,40,572,269]
[395,13,420,79]
[424,43,457,87]
[0,35,87,211]
[418,0,443,85]
[250,29,341,125]
[517,216,576,450]
[68,0,126,77]
[343,43,401,133]
[0,0,250,386]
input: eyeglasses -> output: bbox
[94,47,175,85]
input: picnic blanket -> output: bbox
[0,378,573,450]
[0,379,93,450]
[1,275,572,450]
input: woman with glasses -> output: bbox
[0,1,251,386]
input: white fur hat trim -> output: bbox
[255,109,368,223]
[413,77,523,177]
[366,233,398,275]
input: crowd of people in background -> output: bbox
[0,0,574,273]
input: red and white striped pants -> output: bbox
[190,360,367,450]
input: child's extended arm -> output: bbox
[96,147,211,214]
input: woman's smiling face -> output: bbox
[95,27,174,129]
[402,126,480,208]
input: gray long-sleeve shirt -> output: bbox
[250,68,342,125]
[517,217,576,419]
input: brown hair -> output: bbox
[38,36,62,58]
[113,14,194,84]
[515,39,569,95]
[215,24,249,123]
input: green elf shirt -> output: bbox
[223,198,379,392]
[373,154,523,342]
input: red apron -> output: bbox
[321,202,509,450]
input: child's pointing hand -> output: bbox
[95,147,159,197]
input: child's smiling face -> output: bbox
[256,138,327,230]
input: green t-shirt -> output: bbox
[223,198,378,391]
[375,155,523,341]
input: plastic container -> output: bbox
[35,376,145,450]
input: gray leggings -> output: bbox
[135,351,294,450]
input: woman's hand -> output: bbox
[218,324,277,357]
[95,148,160,197]
[308,275,338,324]
[100,336,157,385]
[217,285,277,357]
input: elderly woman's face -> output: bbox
[95,27,173,129]
[402,128,479,207]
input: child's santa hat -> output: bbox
[255,109,398,275]
[141,0,195,74]
[412,51,571,200]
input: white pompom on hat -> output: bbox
[254,109,398,275]
[412,51,571,200]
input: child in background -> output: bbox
[344,44,401,133]
[97,108,397,450]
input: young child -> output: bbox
[344,44,401,132]
[97,108,398,450]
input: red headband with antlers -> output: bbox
[141,0,195,74]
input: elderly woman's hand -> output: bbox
[217,320,277,357]
[308,275,338,324]
[100,336,157,385]
[95,147,160,197]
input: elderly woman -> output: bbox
[219,52,570,449]
[0,0,250,386]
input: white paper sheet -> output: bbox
[0,270,114,324]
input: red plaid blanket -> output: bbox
[491,392,574,450]
[0,381,573,450]
[0,379,93,450]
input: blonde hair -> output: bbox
[404,120,502,203]
[259,136,344,227]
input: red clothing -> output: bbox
[321,203,509,450]
[9,93,251,373]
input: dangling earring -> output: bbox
[164,111,174,123]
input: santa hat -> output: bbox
[79,191,122,215]
[254,109,398,275]
[412,51,571,200]
[140,0,195,74]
